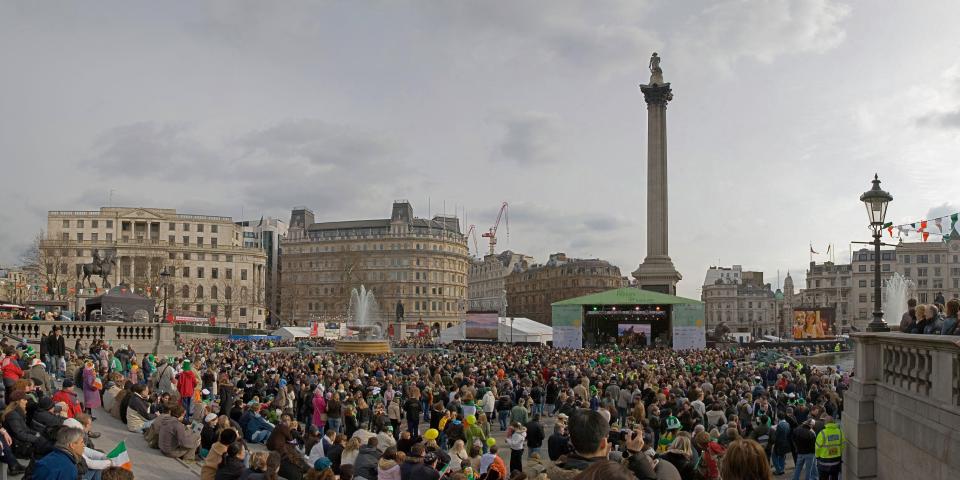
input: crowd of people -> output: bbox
[898,297,960,335]
[0,328,854,480]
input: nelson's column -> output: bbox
[632,52,682,295]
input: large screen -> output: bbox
[792,307,837,339]
[465,311,499,340]
[617,323,651,345]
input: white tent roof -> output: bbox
[439,316,552,344]
[271,327,312,339]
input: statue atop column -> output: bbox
[649,52,664,85]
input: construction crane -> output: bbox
[481,202,509,256]
[464,224,481,257]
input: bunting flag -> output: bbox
[923,232,930,242]
[809,243,819,254]
[826,244,832,255]
[107,441,132,471]
[920,220,928,231]
[887,210,960,242]
[887,226,894,237]
[935,218,943,232]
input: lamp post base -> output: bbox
[865,312,890,332]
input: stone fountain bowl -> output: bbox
[335,324,391,354]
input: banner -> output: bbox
[465,311,498,340]
[672,303,706,350]
[551,304,583,349]
[792,307,836,339]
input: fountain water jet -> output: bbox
[883,272,913,329]
[335,285,392,354]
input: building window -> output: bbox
[106,233,112,241]
[858,265,866,272]
[76,233,83,241]
[196,286,204,298]
[902,255,911,264]
[226,269,233,280]
[183,252,190,260]
[183,223,190,231]
[211,238,217,247]
[225,287,232,300]
[240,308,247,317]
[211,225,218,233]
[106,220,113,228]
[241,269,247,280]
[918,255,928,264]
[182,236,189,245]
[859,280,867,287]
[197,224,204,233]
[182,267,190,278]
[212,268,219,279]
[197,237,204,246]
[92,220,98,228]
[859,294,867,303]
[903,268,911,277]
[91,233,98,241]
[918,268,928,277]
[77,220,84,228]
[211,286,218,299]
[168,235,175,244]
[919,293,928,303]
[169,222,176,230]
[63,220,70,228]
[882,264,890,272]
[181,285,189,298]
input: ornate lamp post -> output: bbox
[860,174,893,332]
[159,269,171,324]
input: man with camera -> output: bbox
[544,409,661,480]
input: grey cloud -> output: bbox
[237,119,400,170]
[676,0,850,72]
[494,112,561,165]
[916,109,960,129]
[90,122,220,180]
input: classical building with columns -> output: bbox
[40,207,267,328]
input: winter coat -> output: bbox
[525,420,545,448]
[34,448,79,480]
[658,452,696,480]
[201,442,229,480]
[548,432,572,461]
[378,458,401,480]
[773,420,793,455]
[29,363,55,394]
[126,393,155,432]
[353,445,381,480]
[102,385,122,413]
[51,389,83,418]
[156,414,197,455]
[177,370,198,399]
[47,335,66,357]
[82,367,102,408]
[312,394,327,426]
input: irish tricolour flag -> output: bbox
[107,441,132,471]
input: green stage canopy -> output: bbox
[552,287,701,306]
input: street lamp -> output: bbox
[860,174,893,332]
[159,268,171,324]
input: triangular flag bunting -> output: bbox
[922,231,929,242]
[888,226,894,237]
[935,218,943,232]
[107,441,132,471]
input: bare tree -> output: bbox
[26,231,72,301]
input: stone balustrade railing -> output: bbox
[844,332,960,480]
[0,320,176,355]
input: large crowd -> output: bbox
[0,327,855,480]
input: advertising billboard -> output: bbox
[551,304,584,349]
[792,307,837,339]
[465,311,499,340]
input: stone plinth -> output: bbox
[844,332,960,480]
[334,340,391,354]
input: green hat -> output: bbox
[182,360,192,371]
[149,354,155,362]
[666,416,682,430]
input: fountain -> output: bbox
[334,285,392,354]
[883,272,913,328]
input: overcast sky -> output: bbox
[2,1,960,298]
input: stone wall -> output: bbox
[0,320,177,355]
[844,332,960,480]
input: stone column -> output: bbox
[632,79,682,294]
[843,333,880,479]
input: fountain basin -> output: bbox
[334,339,392,354]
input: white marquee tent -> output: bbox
[439,316,553,344]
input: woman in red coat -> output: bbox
[177,359,198,421]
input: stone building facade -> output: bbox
[797,261,853,329]
[235,217,287,326]
[467,250,533,312]
[280,201,470,331]
[504,253,626,325]
[40,207,268,328]
[702,273,785,338]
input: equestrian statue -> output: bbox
[79,249,116,289]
